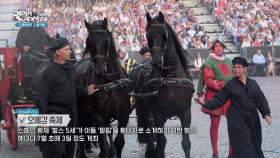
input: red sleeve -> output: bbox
[203,66,224,91]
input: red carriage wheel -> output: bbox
[3,101,18,150]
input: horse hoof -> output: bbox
[86,148,93,153]
[139,143,148,152]
[109,150,117,158]
[145,147,156,158]
[79,154,87,158]
[99,153,110,158]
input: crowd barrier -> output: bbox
[241,46,280,61]
[128,46,280,77]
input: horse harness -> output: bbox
[130,77,194,98]
[129,63,194,98]
[130,24,194,98]
[79,60,133,94]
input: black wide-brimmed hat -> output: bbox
[210,39,226,50]
[139,47,151,55]
[232,57,248,67]
[48,33,70,52]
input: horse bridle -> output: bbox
[149,24,179,71]
[89,29,125,81]
[90,29,111,63]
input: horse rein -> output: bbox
[85,29,133,93]
[149,24,169,70]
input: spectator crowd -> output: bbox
[20,0,211,57]
[212,0,280,51]
[18,0,280,66]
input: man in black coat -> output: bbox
[130,47,154,146]
[37,34,99,158]
[196,57,272,158]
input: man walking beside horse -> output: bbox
[37,34,99,158]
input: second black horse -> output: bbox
[134,12,194,158]
[75,18,132,158]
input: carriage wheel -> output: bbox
[4,102,18,150]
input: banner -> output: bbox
[17,114,71,127]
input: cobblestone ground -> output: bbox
[1,77,280,158]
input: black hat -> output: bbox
[48,33,70,52]
[140,47,151,55]
[211,39,226,50]
[232,57,248,67]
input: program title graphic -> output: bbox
[13,10,48,28]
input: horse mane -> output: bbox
[164,22,189,70]
[83,37,90,57]
[108,31,118,60]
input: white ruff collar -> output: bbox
[210,53,226,61]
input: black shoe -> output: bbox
[213,155,219,158]
[86,148,93,153]
[137,134,149,144]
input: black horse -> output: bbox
[136,12,194,158]
[75,18,132,158]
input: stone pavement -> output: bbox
[1,77,280,158]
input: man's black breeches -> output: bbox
[22,76,32,98]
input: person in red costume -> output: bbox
[197,39,233,158]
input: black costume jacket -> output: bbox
[38,62,87,126]
[203,77,271,158]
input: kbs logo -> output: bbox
[13,10,49,28]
